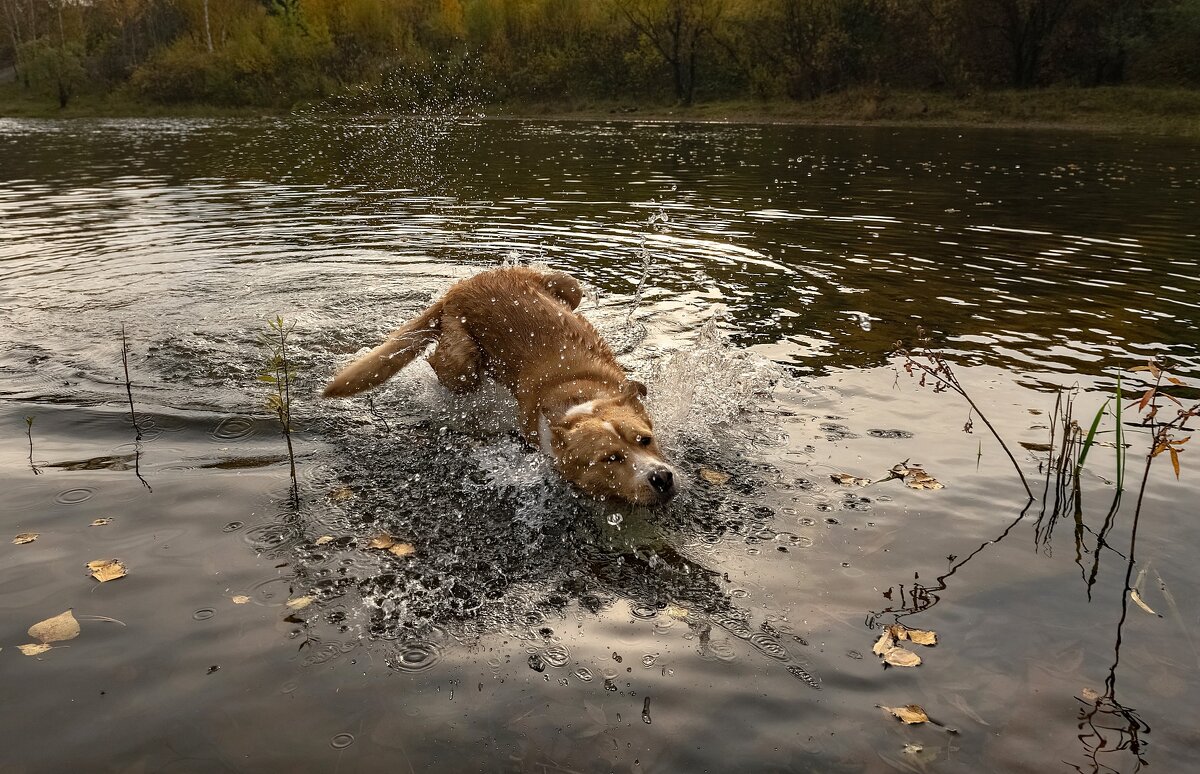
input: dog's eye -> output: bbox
[636,435,652,446]
[605,453,625,464]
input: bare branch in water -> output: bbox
[120,325,152,492]
[894,328,1033,500]
[25,416,41,475]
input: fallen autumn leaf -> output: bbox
[13,533,39,545]
[18,643,53,656]
[367,534,416,558]
[28,609,81,643]
[878,704,931,725]
[87,559,128,583]
[882,647,923,667]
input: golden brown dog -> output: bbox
[323,267,678,505]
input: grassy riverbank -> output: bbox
[4,86,1199,137]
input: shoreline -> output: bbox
[3,87,1199,138]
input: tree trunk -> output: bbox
[3,0,23,84]
[203,0,214,53]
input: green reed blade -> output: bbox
[1075,398,1109,476]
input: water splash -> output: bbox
[625,210,670,324]
[645,311,788,452]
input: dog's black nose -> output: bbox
[648,468,675,498]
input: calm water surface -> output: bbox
[2,117,1199,772]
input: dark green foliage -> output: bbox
[1,0,1198,110]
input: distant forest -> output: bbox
[2,0,1199,109]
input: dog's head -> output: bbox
[542,381,678,506]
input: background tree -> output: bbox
[613,0,726,105]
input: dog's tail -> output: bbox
[322,301,444,398]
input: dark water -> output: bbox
[2,116,1199,773]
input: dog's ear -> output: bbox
[620,380,648,400]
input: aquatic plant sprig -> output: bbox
[25,416,40,475]
[893,327,1033,500]
[261,315,299,504]
[120,324,141,441]
[119,325,152,492]
[1070,360,1194,774]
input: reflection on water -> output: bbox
[2,117,1199,772]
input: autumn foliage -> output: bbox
[2,1,1198,109]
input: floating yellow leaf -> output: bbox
[1130,589,1159,616]
[905,628,938,646]
[878,704,930,724]
[882,647,923,668]
[831,473,872,486]
[19,643,53,656]
[887,623,938,646]
[1081,687,1101,702]
[872,630,895,656]
[699,468,730,485]
[87,559,128,583]
[329,485,355,502]
[28,609,80,643]
[906,475,945,491]
[13,532,39,545]
[286,596,314,610]
[314,535,335,546]
[231,595,251,605]
[367,534,416,558]
[89,518,112,527]
[891,462,945,490]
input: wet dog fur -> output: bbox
[323,267,678,505]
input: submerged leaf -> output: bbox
[19,643,53,656]
[367,534,416,558]
[28,610,81,643]
[368,534,397,550]
[832,473,872,486]
[699,468,731,485]
[286,596,314,611]
[231,595,251,605]
[89,518,112,527]
[883,647,923,667]
[329,485,355,502]
[12,532,39,545]
[313,535,335,546]
[878,704,930,725]
[87,559,128,583]
[665,604,690,620]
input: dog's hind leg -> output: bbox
[428,313,483,394]
[536,270,584,310]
